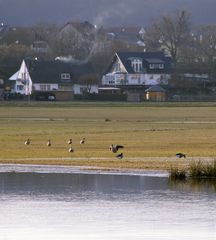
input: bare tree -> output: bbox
[143,10,191,64]
[79,73,99,93]
[193,25,216,64]
[192,25,216,82]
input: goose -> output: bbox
[116,153,123,159]
[176,153,186,158]
[47,139,51,147]
[68,147,74,153]
[25,138,30,145]
[80,138,85,145]
[110,144,124,153]
[68,139,72,144]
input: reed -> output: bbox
[188,160,204,178]
[189,160,216,178]
[169,167,187,181]
[170,160,216,180]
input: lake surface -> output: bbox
[0,165,215,240]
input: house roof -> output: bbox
[105,27,142,45]
[145,86,166,92]
[60,21,96,37]
[27,60,95,84]
[114,51,173,74]
[9,71,19,80]
[144,58,164,64]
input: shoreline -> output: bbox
[0,156,214,171]
[0,163,168,177]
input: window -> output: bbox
[149,63,164,69]
[114,61,121,72]
[108,80,115,84]
[61,73,71,80]
[40,84,51,91]
[149,64,155,69]
[40,85,46,91]
[80,87,87,93]
[131,59,142,72]
[159,64,164,69]
[17,85,24,91]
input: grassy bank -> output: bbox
[1,101,216,170]
[169,160,216,180]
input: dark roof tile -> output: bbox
[28,60,95,84]
[115,51,173,74]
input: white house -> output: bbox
[9,60,33,95]
[9,59,98,99]
[102,52,173,87]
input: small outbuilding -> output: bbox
[145,86,166,101]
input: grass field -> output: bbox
[1,101,216,170]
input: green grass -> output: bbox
[1,101,216,169]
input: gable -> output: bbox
[109,57,128,73]
[17,60,32,83]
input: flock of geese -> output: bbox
[24,138,186,159]
[24,138,125,159]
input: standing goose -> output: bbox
[47,139,51,147]
[68,139,72,145]
[68,145,74,153]
[25,138,30,145]
[80,138,85,145]
[110,144,124,153]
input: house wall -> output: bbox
[73,84,98,94]
[16,60,33,95]
[110,58,127,73]
[102,73,170,86]
[145,92,166,101]
[14,79,25,94]
[34,83,59,91]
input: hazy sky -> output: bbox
[0,0,215,27]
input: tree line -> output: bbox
[0,10,216,89]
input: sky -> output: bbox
[0,0,216,27]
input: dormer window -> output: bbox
[113,60,121,72]
[131,58,142,73]
[149,63,164,69]
[61,73,71,80]
[159,63,164,69]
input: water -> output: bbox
[0,165,215,240]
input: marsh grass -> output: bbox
[169,160,216,180]
[169,167,187,181]
[189,160,216,178]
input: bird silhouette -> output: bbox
[68,139,72,144]
[25,138,30,145]
[176,153,186,158]
[116,153,123,159]
[47,139,51,147]
[110,144,124,153]
[80,138,85,144]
